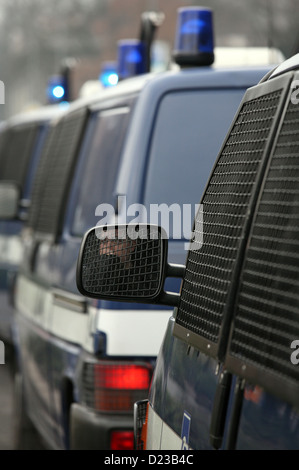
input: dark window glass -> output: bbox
[143,89,246,238]
[30,108,87,237]
[72,107,130,236]
[0,125,39,189]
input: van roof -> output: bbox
[65,61,278,118]
[114,63,276,198]
[5,103,67,129]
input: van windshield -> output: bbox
[143,89,246,239]
[72,107,130,236]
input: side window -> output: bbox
[27,108,88,239]
[143,89,246,238]
[71,107,131,236]
[0,124,39,191]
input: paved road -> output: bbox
[0,346,14,450]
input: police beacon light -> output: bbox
[173,6,214,67]
[117,39,147,80]
[47,75,66,104]
[99,62,119,88]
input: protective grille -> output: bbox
[227,96,299,388]
[0,125,39,190]
[175,89,282,346]
[27,124,57,230]
[80,226,163,299]
[28,108,87,237]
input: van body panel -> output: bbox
[14,274,57,447]
[149,315,219,450]
[235,389,299,450]
[149,314,299,450]
[94,308,171,357]
[146,404,192,450]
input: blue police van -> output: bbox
[0,105,65,347]
[11,7,277,450]
[76,49,299,450]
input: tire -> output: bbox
[12,371,45,450]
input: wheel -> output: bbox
[12,371,45,450]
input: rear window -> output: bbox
[27,108,88,238]
[143,89,246,238]
[71,107,131,236]
[0,124,39,190]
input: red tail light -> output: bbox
[88,361,152,412]
[110,431,134,450]
[95,364,150,389]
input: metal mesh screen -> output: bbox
[175,89,282,346]
[227,95,299,387]
[28,108,87,237]
[27,124,58,230]
[0,125,39,190]
[80,226,163,299]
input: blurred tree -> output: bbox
[0,0,297,120]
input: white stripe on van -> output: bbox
[94,308,171,356]
[16,275,88,345]
[146,404,184,450]
[50,301,89,345]
[0,234,23,265]
[16,275,171,355]
[15,274,48,323]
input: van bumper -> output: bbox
[70,403,133,450]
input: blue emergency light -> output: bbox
[117,39,147,80]
[173,7,214,67]
[99,62,119,87]
[47,75,67,104]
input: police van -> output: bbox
[76,51,299,450]
[12,7,276,450]
[0,105,65,346]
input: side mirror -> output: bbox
[0,181,20,219]
[76,224,185,306]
